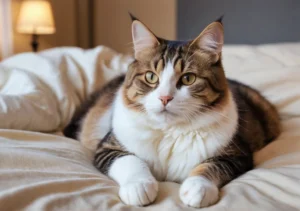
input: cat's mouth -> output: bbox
[158,108,176,116]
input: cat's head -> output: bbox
[123,16,229,126]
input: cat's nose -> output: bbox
[159,96,173,106]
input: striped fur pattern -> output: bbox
[63,17,281,208]
[93,131,132,174]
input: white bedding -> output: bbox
[1,43,300,210]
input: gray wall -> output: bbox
[177,0,300,44]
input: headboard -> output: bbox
[177,0,300,44]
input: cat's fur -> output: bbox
[63,17,281,208]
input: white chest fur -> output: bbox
[112,91,238,183]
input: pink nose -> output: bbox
[159,96,173,106]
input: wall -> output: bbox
[93,0,177,54]
[11,0,81,54]
[10,0,175,55]
[0,0,14,59]
[8,0,300,56]
[76,0,92,49]
[177,0,300,44]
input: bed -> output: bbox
[0,43,300,211]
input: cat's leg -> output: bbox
[180,140,253,208]
[94,132,158,206]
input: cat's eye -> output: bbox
[145,71,159,84]
[181,73,196,85]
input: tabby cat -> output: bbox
[64,16,280,208]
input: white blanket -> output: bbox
[0,46,132,132]
[0,44,300,211]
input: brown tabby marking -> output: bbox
[189,80,281,188]
[63,17,281,204]
[123,29,228,115]
[94,132,132,174]
[190,163,212,177]
[63,75,125,149]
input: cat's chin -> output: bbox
[148,109,183,126]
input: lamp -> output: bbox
[16,0,55,52]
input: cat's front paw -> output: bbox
[119,178,158,206]
[180,176,219,208]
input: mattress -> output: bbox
[0,43,300,211]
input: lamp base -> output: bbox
[31,34,39,52]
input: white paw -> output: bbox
[119,178,158,206]
[180,176,219,208]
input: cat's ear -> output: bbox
[190,20,224,55]
[131,20,160,59]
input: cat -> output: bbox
[63,16,281,208]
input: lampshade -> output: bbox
[16,0,55,34]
